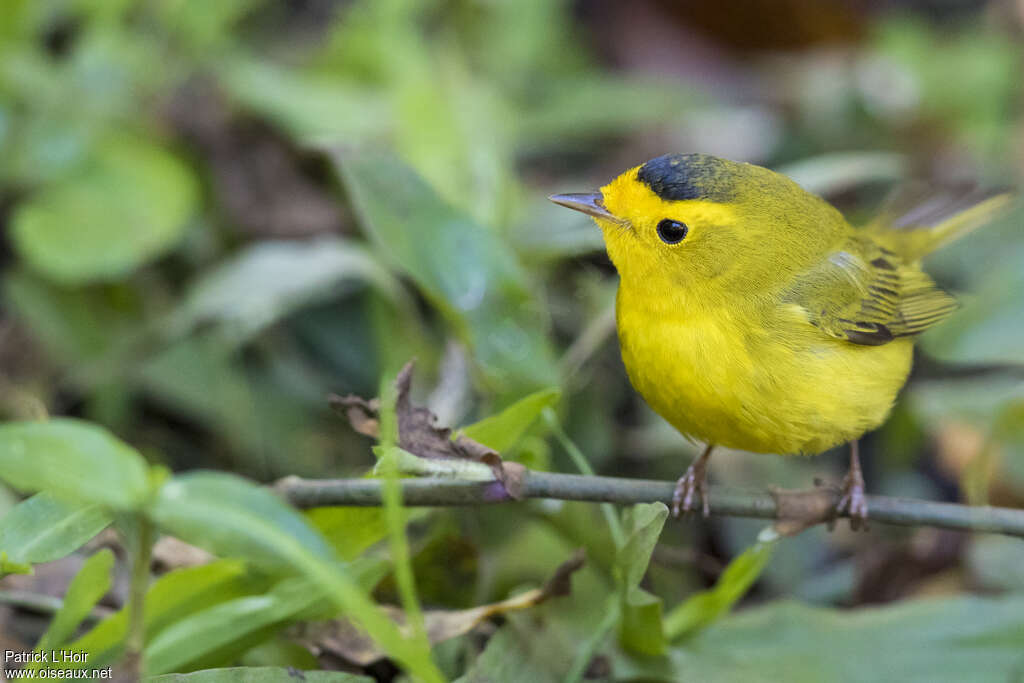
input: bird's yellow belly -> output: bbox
[616,298,914,455]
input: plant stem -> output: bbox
[125,516,154,671]
[276,470,1024,538]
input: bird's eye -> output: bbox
[656,218,688,244]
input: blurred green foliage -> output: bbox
[1,0,1023,680]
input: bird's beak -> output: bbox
[548,192,625,225]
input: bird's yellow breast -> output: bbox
[615,285,913,455]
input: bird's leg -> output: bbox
[672,444,714,518]
[836,440,869,530]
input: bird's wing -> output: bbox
[781,237,957,346]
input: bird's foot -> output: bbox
[672,460,710,518]
[836,467,869,531]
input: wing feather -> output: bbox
[782,237,957,346]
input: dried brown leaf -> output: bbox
[331,361,524,499]
[329,395,380,439]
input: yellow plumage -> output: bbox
[551,153,1011,522]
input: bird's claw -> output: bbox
[672,463,709,518]
[836,469,869,531]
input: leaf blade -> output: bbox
[36,549,115,652]
[0,420,151,509]
[0,493,111,573]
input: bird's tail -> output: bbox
[866,186,1015,261]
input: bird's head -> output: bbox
[550,153,844,297]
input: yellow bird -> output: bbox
[551,154,1011,526]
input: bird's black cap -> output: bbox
[636,153,738,203]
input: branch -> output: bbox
[276,471,1024,538]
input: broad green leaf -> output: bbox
[156,558,393,675]
[0,493,111,576]
[239,638,319,670]
[35,549,114,652]
[664,535,777,641]
[151,472,334,572]
[173,238,406,346]
[459,387,561,452]
[10,135,198,284]
[0,419,151,509]
[67,561,258,670]
[454,612,573,683]
[305,507,389,561]
[146,667,373,683]
[150,472,442,682]
[144,577,323,675]
[219,59,391,142]
[921,265,1024,365]
[334,149,558,397]
[518,76,700,144]
[616,503,669,656]
[621,595,1024,683]
[620,585,667,657]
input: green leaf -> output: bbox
[921,265,1024,365]
[151,558,386,675]
[146,667,373,683]
[173,238,405,346]
[519,76,700,144]
[0,493,111,576]
[0,419,151,509]
[219,59,391,142]
[67,561,258,670]
[151,472,334,573]
[144,577,324,675]
[334,149,558,396]
[150,472,443,682]
[459,387,561,452]
[664,534,776,641]
[454,612,575,683]
[305,507,389,561]
[621,585,667,657]
[653,595,1024,683]
[617,504,668,588]
[616,503,669,656]
[239,638,319,670]
[10,135,198,284]
[35,549,114,652]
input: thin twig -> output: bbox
[276,471,1024,538]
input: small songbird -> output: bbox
[550,153,1011,527]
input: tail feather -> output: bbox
[867,185,1014,261]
